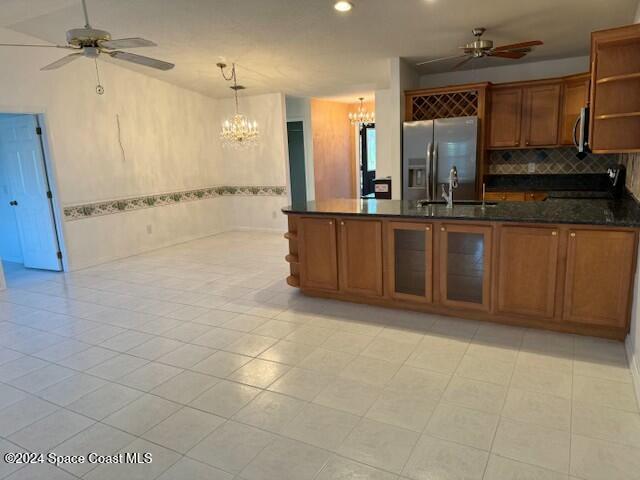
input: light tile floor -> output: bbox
[0,231,639,480]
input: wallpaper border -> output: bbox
[63,185,287,221]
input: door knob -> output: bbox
[9,200,17,206]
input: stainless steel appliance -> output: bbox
[573,106,590,154]
[402,116,478,203]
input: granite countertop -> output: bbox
[283,196,640,227]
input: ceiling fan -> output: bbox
[417,27,543,70]
[0,0,174,72]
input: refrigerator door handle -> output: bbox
[432,142,439,201]
[425,142,433,200]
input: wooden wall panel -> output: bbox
[311,99,356,201]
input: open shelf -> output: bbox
[595,111,640,120]
[286,275,300,288]
[285,254,299,264]
[596,72,640,84]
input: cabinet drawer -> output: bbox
[485,191,526,202]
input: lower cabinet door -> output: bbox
[299,217,338,291]
[563,229,636,328]
[439,224,493,311]
[497,226,559,319]
[388,222,433,302]
[338,219,383,296]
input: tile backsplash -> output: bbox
[488,148,620,175]
[622,152,640,199]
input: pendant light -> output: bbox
[217,62,259,148]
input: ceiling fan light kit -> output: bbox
[416,27,543,69]
[0,0,174,94]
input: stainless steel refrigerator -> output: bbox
[402,116,478,203]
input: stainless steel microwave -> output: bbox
[573,106,590,153]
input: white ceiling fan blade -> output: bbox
[416,54,467,66]
[99,38,157,49]
[0,43,74,49]
[109,51,174,70]
[41,52,84,71]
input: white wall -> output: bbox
[285,96,315,201]
[217,92,289,232]
[375,58,420,200]
[0,28,289,270]
[626,1,640,408]
[419,56,590,88]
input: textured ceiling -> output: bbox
[1,0,637,98]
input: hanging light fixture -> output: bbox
[349,97,375,125]
[217,62,259,148]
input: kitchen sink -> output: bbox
[417,200,498,207]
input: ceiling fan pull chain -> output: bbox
[94,59,104,95]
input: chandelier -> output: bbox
[349,97,375,125]
[217,62,259,148]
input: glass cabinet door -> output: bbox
[440,224,492,311]
[389,222,433,302]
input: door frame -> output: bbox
[0,108,68,271]
[359,123,376,198]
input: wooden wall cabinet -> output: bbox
[388,222,433,302]
[338,219,383,297]
[589,23,640,153]
[299,217,339,291]
[488,87,522,148]
[488,82,561,149]
[522,83,561,147]
[497,226,560,319]
[563,229,636,328]
[439,224,493,311]
[560,74,590,145]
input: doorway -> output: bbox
[0,113,63,271]
[287,121,307,205]
[359,123,376,197]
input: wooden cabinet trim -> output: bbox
[496,225,559,319]
[298,217,339,291]
[387,221,433,303]
[338,218,384,297]
[439,223,493,312]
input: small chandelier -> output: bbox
[349,97,375,125]
[217,62,259,148]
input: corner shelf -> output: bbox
[596,72,640,84]
[594,112,640,120]
[285,254,299,265]
[286,275,300,288]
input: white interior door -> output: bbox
[0,115,61,271]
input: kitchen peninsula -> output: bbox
[283,196,640,340]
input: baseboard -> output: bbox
[625,337,640,408]
[231,226,285,233]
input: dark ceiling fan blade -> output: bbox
[489,51,526,59]
[41,52,84,71]
[109,51,174,70]
[416,54,467,66]
[453,56,474,70]
[0,43,74,49]
[99,37,157,49]
[492,40,543,52]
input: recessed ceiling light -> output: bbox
[334,1,353,12]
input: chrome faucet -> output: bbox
[441,166,459,208]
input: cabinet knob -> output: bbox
[440,227,446,232]
[425,226,430,231]
[329,221,333,225]
[551,231,557,236]
[570,232,576,238]
[340,221,345,226]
